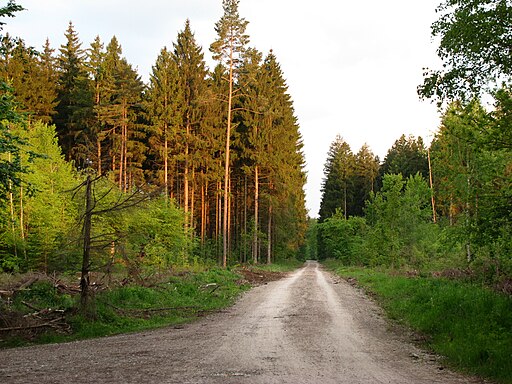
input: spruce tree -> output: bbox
[353,144,379,216]
[146,47,181,198]
[55,22,93,165]
[378,134,429,188]
[172,20,208,228]
[319,135,355,222]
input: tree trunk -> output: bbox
[267,203,272,265]
[427,148,437,223]
[118,124,124,191]
[253,165,259,264]
[164,125,169,201]
[80,176,93,315]
[97,138,102,176]
[227,175,232,262]
[201,181,205,245]
[123,118,128,193]
[222,42,234,268]
[243,174,248,263]
[8,153,18,259]
[190,167,195,236]
[184,136,189,227]
[19,185,27,262]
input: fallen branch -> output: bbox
[0,322,58,332]
[21,301,40,311]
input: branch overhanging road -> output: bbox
[0,261,484,383]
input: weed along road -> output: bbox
[1,261,482,384]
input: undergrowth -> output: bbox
[1,268,249,348]
[324,260,512,384]
[1,261,302,348]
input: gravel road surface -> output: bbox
[0,261,484,383]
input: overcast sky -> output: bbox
[5,0,443,217]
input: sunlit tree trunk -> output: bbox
[253,165,259,264]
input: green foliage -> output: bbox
[365,174,435,267]
[431,97,512,279]
[16,122,80,271]
[210,0,249,67]
[318,174,436,268]
[299,218,318,261]
[419,0,512,103]
[121,198,194,270]
[377,134,428,189]
[328,264,512,383]
[317,212,367,263]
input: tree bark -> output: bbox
[427,148,437,223]
[164,125,169,201]
[253,165,259,264]
[267,203,272,265]
[80,175,93,315]
[222,52,233,268]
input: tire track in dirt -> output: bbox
[0,261,485,383]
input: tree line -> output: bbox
[316,0,512,285]
[0,0,307,275]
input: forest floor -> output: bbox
[0,261,488,384]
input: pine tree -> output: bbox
[85,35,107,175]
[210,0,250,267]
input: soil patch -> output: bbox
[235,267,288,286]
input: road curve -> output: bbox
[0,261,482,383]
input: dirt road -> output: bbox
[1,261,483,383]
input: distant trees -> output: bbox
[318,135,378,222]
[378,134,428,183]
[317,0,512,284]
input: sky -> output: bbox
[5,0,444,218]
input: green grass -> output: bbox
[1,268,249,348]
[324,260,512,384]
[249,258,305,272]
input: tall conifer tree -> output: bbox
[210,0,249,266]
[173,20,208,228]
[55,22,92,164]
[146,47,181,199]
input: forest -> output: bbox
[0,0,308,285]
[316,0,512,289]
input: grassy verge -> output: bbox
[1,268,249,348]
[323,260,512,384]
[251,258,305,272]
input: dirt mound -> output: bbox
[235,267,288,286]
